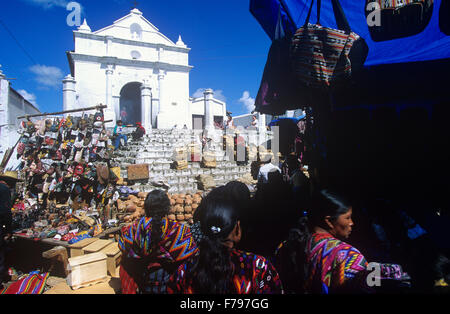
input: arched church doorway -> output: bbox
[120,82,142,125]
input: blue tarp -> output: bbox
[269,117,297,127]
[268,115,305,126]
[250,0,450,66]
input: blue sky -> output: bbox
[0,0,271,116]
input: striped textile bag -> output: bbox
[291,0,368,90]
[365,0,434,41]
[0,272,49,294]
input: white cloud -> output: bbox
[29,65,63,88]
[17,89,38,108]
[238,91,255,113]
[192,88,227,103]
[213,90,226,103]
[22,0,71,9]
[192,88,204,98]
[21,0,85,16]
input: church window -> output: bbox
[130,23,142,40]
[131,50,141,60]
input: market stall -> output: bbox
[1,101,273,293]
[250,0,450,203]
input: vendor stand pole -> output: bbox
[0,135,23,172]
[16,104,108,120]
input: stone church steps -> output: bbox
[112,129,251,193]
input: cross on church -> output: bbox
[132,0,139,9]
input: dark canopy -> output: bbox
[250,0,450,66]
[249,0,450,214]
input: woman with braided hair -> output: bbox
[168,187,283,294]
[118,189,199,294]
[273,189,409,294]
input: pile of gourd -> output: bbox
[168,192,203,225]
[118,192,203,225]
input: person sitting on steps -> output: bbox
[113,120,128,150]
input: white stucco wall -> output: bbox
[93,10,175,47]
[163,71,190,126]
[75,35,106,57]
[190,98,205,116]
[0,82,40,166]
[64,8,222,130]
[211,99,226,117]
[72,60,105,110]
[74,33,190,65]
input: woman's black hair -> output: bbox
[224,181,251,210]
[307,189,352,230]
[275,216,310,294]
[194,182,250,226]
[274,189,351,293]
[144,189,171,249]
[190,187,240,294]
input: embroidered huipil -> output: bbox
[305,233,403,294]
[118,217,199,294]
[167,249,284,294]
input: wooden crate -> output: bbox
[100,242,122,277]
[174,160,188,170]
[69,238,99,258]
[67,252,108,290]
[127,164,149,181]
[82,239,113,254]
[201,151,217,168]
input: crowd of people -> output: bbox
[116,153,450,294]
[2,110,449,295]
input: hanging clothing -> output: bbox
[167,248,283,294]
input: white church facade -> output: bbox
[0,66,41,164]
[63,8,227,131]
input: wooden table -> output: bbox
[10,226,125,277]
[13,233,70,248]
[12,225,125,245]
